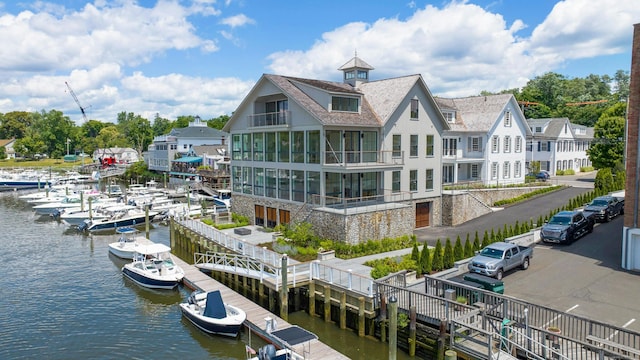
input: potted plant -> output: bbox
[546,326,561,342]
[456,295,468,310]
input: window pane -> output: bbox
[392,171,401,192]
[253,133,264,161]
[265,168,276,198]
[254,167,264,196]
[425,169,433,190]
[307,130,320,163]
[292,170,305,202]
[426,135,434,156]
[265,133,276,162]
[410,135,418,157]
[392,134,401,157]
[278,131,289,162]
[410,170,417,191]
[292,131,304,163]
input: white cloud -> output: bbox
[266,0,637,97]
[220,13,255,28]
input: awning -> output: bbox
[172,156,202,163]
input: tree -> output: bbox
[594,168,614,193]
[208,114,230,130]
[443,238,454,269]
[613,69,630,102]
[0,111,32,139]
[117,112,153,155]
[453,236,464,262]
[420,245,432,275]
[96,126,128,148]
[152,113,172,136]
[432,239,444,272]
[30,110,76,158]
[0,146,5,160]
[587,115,625,169]
[411,242,420,262]
[464,237,473,259]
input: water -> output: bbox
[0,192,411,360]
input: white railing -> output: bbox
[178,218,375,297]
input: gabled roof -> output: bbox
[359,75,424,124]
[435,94,519,133]
[338,56,374,71]
[0,138,15,147]
[169,126,227,139]
[527,118,594,140]
[263,74,382,127]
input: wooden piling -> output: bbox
[358,297,365,337]
[324,286,331,322]
[280,255,288,322]
[308,280,316,316]
[339,291,346,330]
[409,306,417,356]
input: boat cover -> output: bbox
[272,326,318,346]
[203,290,226,319]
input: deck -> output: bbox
[175,256,349,360]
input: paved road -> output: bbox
[502,215,640,333]
[415,174,595,247]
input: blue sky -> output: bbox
[0,0,638,124]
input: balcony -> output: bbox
[308,190,413,213]
[323,150,404,169]
[248,110,291,128]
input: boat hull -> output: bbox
[84,213,157,232]
[121,266,180,289]
[179,303,244,337]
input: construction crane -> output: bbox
[65,81,88,123]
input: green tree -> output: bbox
[613,69,630,101]
[0,111,32,139]
[31,110,76,158]
[411,242,420,262]
[152,114,172,136]
[443,238,454,269]
[473,231,480,252]
[481,230,489,248]
[464,237,473,259]
[432,239,444,272]
[587,115,625,169]
[117,112,152,155]
[208,114,230,130]
[96,126,128,148]
[0,146,6,159]
[420,245,432,275]
[594,168,614,193]
[453,236,463,262]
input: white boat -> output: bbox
[107,227,155,259]
[58,204,112,226]
[246,344,304,360]
[79,205,158,232]
[33,193,116,215]
[121,243,184,289]
[179,290,246,337]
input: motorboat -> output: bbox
[0,170,56,192]
[246,325,317,360]
[79,205,158,232]
[246,344,304,360]
[33,193,116,215]
[121,243,184,289]
[107,227,155,259]
[179,290,246,337]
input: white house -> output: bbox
[222,56,449,243]
[93,147,140,164]
[0,138,16,159]
[435,94,531,186]
[526,118,593,175]
[146,116,228,173]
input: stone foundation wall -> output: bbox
[230,195,442,244]
[443,187,546,226]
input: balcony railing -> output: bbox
[309,189,413,212]
[248,110,291,127]
[323,150,404,167]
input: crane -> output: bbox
[65,81,88,123]
[565,99,608,106]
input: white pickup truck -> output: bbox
[467,242,533,280]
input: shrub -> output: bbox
[564,169,575,175]
[443,238,454,269]
[454,236,463,261]
[580,166,594,172]
[464,236,473,258]
[556,169,565,175]
[420,245,432,275]
[432,239,444,272]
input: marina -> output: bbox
[0,186,408,360]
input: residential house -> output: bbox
[435,94,531,186]
[0,138,16,159]
[526,118,593,175]
[145,116,228,175]
[222,56,449,243]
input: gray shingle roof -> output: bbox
[169,126,228,139]
[435,94,515,132]
[338,56,374,71]
[358,75,423,124]
[525,118,593,140]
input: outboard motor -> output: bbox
[51,209,62,218]
[77,220,90,232]
[258,344,276,360]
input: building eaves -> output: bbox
[436,94,513,132]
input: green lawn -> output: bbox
[0,158,90,170]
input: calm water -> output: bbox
[0,191,410,360]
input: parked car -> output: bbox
[583,195,624,222]
[526,171,550,181]
[540,210,594,244]
[468,242,533,280]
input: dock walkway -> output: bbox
[175,256,349,360]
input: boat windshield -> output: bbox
[479,248,504,259]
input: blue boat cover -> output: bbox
[203,290,226,319]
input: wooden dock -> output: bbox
[175,256,349,360]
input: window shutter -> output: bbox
[479,138,483,152]
[467,137,471,152]
[547,141,551,152]
[537,142,541,152]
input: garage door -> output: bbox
[415,202,430,228]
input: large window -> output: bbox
[232,134,242,160]
[425,169,433,191]
[410,99,419,119]
[253,133,264,161]
[515,136,522,153]
[253,167,264,196]
[307,171,320,200]
[265,100,288,125]
[503,161,510,178]
[410,135,418,157]
[292,170,305,202]
[392,171,401,193]
[471,164,479,179]
[409,170,418,191]
[242,167,252,194]
[292,131,304,163]
[307,130,320,163]
[265,168,277,198]
[504,136,511,153]
[232,166,242,192]
[491,136,500,153]
[362,131,378,162]
[392,134,402,158]
[331,96,359,112]
[426,135,434,157]
[278,131,289,162]
[242,134,252,161]
[326,130,342,163]
[514,161,521,177]
[469,137,482,152]
[443,138,457,156]
[265,133,276,162]
[491,162,498,179]
[278,169,290,200]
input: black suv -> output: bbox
[541,210,594,244]
[584,195,624,222]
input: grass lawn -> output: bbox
[0,158,91,170]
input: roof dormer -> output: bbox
[338,53,374,89]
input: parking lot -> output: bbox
[501,215,640,333]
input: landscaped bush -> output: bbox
[580,166,594,172]
[493,185,562,206]
[366,256,418,279]
[563,169,575,175]
[201,213,249,229]
[556,170,565,175]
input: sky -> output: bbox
[0,0,638,125]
